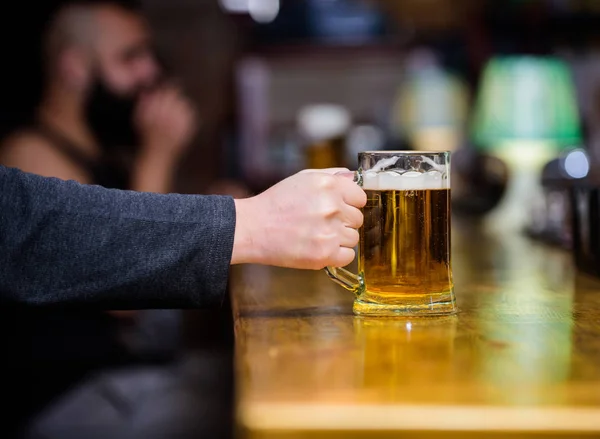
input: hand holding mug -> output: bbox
[232,169,366,270]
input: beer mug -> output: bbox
[326,151,456,316]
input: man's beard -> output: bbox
[84,76,141,155]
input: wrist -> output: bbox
[232,197,265,265]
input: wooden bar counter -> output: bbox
[231,221,600,438]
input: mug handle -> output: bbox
[325,169,363,295]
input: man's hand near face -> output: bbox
[130,85,197,193]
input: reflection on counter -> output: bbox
[477,237,575,403]
[453,222,580,405]
[354,316,458,394]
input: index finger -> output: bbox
[335,174,366,208]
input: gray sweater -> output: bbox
[0,166,236,309]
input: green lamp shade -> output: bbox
[472,56,582,149]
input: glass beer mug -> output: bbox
[326,151,457,316]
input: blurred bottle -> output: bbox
[528,149,590,248]
[297,104,351,169]
[570,159,600,278]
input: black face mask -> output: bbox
[84,75,140,155]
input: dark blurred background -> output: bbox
[1,0,599,438]
[1,0,599,193]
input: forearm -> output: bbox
[0,166,235,308]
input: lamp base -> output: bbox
[484,142,557,233]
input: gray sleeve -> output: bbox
[0,166,236,309]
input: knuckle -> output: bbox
[323,225,336,237]
[320,203,340,218]
[317,175,336,191]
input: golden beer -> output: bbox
[359,188,453,307]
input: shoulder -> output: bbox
[1,129,61,164]
[0,129,90,183]
[1,129,54,151]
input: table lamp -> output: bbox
[471,56,582,232]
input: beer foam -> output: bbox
[363,170,448,190]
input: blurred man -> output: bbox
[0,2,193,328]
[0,0,213,423]
[0,0,194,194]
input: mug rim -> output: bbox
[358,150,450,155]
